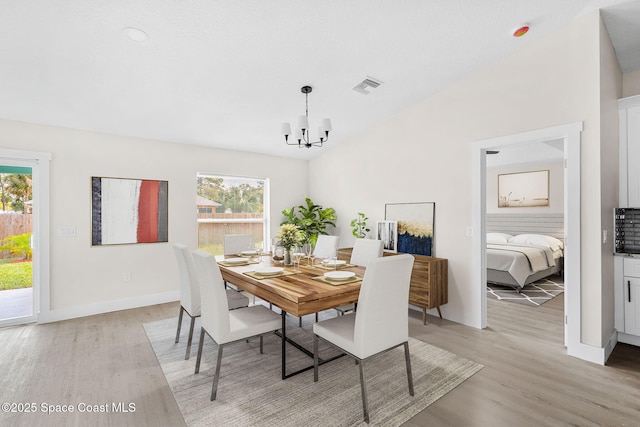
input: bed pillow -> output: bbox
[486,233,513,244]
[509,234,564,251]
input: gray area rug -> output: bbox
[144,317,483,427]
[487,274,564,307]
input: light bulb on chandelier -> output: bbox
[281,86,332,148]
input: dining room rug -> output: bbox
[144,317,483,427]
[487,274,564,307]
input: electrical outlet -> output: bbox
[603,229,608,244]
[123,272,131,282]
[466,227,473,237]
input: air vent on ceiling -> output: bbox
[353,76,383,95]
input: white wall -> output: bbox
[623,68,640,98]
[310,11,610,345]
[599,16,623,345]
[0,119,309,321]
[486,160,564,214]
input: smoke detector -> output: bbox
[353,76,383,95]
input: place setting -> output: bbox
[313,270,362,285]
[312,258,357,270]
[243,266,296,280]
[217,257,259,267]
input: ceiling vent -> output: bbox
[353,76,383,95]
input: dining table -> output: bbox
[218,254,365,379]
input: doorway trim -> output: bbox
[0,148,51,327]
[472,122,593,361]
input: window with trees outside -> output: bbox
[197,174,268,256]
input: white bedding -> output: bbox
[487,242,557,287]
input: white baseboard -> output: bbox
[617,330,640,347]
[567,329,619,365]
[37,291,180,324]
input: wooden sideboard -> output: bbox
[337,248,448,325]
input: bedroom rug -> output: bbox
[144,317,483,427]
[487,274,564,307]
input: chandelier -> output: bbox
[281,85,332,148]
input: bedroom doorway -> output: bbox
[472,122,582,356]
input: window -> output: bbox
[196,174,268,256]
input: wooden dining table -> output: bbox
[218,255,365,379]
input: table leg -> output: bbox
[422,308,426,325]
[277,309,345,380]
[281,311,286,380]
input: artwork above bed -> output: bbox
[498,170,549,208]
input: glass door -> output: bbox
[0,161,35,326]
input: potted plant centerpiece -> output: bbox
[275,224,305,266]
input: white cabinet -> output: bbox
[617,95,640,344]
[624,258,640,337]
[620,95,640,207]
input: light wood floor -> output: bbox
[1,295,639,426]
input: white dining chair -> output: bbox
[313,235,339,260]
[223,234,253,255]
[313,254,415,423]
[334,238,384,316]
[173,244,249,360]
[223,233,255,292]
[193,250,282,401]
[349,238,384,267]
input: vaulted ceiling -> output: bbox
[1,1,639,160]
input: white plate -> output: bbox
[323,259,346,266]
[254,267,284,276]
[324,271,355,281]
[241,250,257,255]
[224,258,248,264]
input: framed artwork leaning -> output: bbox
[385,202,435,256]
[91,176,168,246]
[376,220,398,253]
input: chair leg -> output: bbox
[315,312,318,322]
[195,328,205,374]
[260,335,263,354]
[211,344,224,401]
[313,334,319,382]
[358,359,369,423]
[404,342,414,396]
[175,306,184,343]
[185,315,196,360]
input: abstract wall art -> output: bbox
[385,202,435,256]
[91,177,168,245]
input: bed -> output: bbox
[486,214,564,290]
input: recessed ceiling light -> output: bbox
[512,24,530,38]
[123,27,149,42]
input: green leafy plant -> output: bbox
[281,197,337,248]
[350,212,370,238]
[0,233,32,260]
